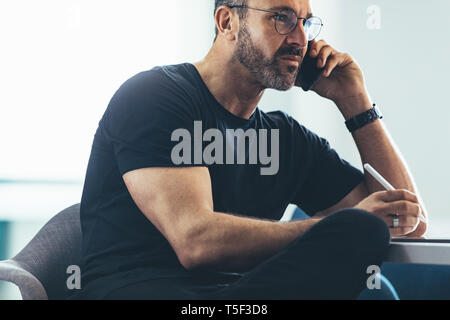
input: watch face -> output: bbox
[374,106,383,118]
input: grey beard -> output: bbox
[235,24,298,91]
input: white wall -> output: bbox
[0,0,214,181]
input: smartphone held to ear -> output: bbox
[296,41,325,91]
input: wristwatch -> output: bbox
[345,104,383,133]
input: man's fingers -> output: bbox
[358,189,424,238]
[381,200,421,217]
[322,54,341,77]
[382,214,419,228]
[377,189,419,204]
[315,45,333,69]
[377,200,421,236]
[309,39,327,58]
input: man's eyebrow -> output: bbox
[268,6,314,18]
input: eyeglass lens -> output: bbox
[276,9,322,40]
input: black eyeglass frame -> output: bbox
[229,5,323,38]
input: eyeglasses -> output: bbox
[229,5,323,41]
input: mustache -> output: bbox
[276,46,303,58]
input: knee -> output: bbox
[324,208,390,253]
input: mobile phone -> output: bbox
[296,41,325,91]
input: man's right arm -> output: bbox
[123,166,322,273]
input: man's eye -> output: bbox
[274,14,288,22]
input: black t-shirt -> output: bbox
[77,63,363,297]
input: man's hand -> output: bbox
[303,39,367,104]
[355,189,422,238]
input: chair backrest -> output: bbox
[12,204,82,300]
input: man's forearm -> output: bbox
[336,93,428,235]
[186,211,322,273]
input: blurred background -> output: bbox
[0,0,449,299]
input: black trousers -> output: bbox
[103,209,390,300]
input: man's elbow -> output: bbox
[171,224,213,271]
[177,245,208,271]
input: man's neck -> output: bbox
[193,45,265,120]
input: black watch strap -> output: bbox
[345,104,383,133]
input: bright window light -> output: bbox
[0,0,184,181]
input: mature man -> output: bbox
[73,0,428,300]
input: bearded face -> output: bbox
[235,22,303,91]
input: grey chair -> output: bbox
[0,204,81,300]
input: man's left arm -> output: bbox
[306,39,428,237]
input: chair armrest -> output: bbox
[0,260,48,300]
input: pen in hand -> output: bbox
[363,163,427,223]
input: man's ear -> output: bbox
[215,6,239,41]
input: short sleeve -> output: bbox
[100,69,199,175]
[291,120,364,216]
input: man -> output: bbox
[73,0,428,300]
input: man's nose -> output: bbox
[285,20,308,49]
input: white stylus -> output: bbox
[364,163,427,223]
